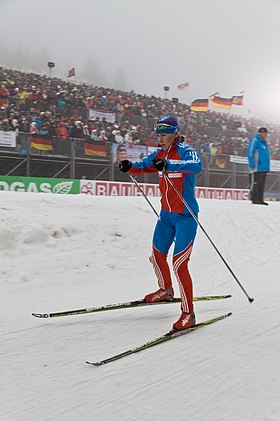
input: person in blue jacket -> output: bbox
[246,127,270,205]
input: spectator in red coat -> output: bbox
[29,122,39,134]
[56,122,69,138]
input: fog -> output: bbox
[1,0,280,119]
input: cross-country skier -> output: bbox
[119,116,202,330]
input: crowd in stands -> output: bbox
[1,66,280,159]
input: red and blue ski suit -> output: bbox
[130,136,202,313]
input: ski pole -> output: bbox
[129,174,159,218]
[164,172,254,304]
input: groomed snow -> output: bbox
[1,192,280,421]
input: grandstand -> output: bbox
[0,66,280,193]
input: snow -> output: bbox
[1,191,280,421]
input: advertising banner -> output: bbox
[147,146,159,154]
[112,143,147,165]
[0,131,16,147]
[0,176,252,200]
[196,187,249,200]
[80,180,160,197]
[80,180,249,200]
[0,176,80,194]
[270,160,280,172]
[230,155,280,172]
[88,109,116,124]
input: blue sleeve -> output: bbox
[247,137,257,168]
[166,147,202,173]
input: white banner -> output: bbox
[230,155,247,165]
[196,187,249,201]
[80,180,249,200]
[270,160,280,172]
[0,130,16,147]
[230,155,280,172]
[88,109,116,124]
[80,180,160,197]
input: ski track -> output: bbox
[0,192,280,421]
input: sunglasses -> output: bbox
[155,123,172,130]
[155,123,178,132]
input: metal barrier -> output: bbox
[0,131,280,192]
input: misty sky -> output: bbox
[1,0,280,120]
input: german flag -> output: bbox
[190,99,209,112]
[215,155,228,169]
[232,93,244,106]
[84,142,106,157]
[31,135,53,151]
[0,98,9,108]
[211,96,232,110]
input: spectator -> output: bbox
[98,130,108,143]
[70,121,85,139]
[247,127,270,205]
[90,129,99,141]
[1,65,280,157]
[29,122,39,134]
[114,130,124,144]
[56,122,69,138]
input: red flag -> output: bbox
[68,67,75,78]
[177,82,189,90]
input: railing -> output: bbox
[0,131,279,193]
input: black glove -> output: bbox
[119,159,132,172]
[152,158,167,171]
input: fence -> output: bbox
[0,131,279,193]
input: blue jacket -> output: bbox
[246,134,270,173]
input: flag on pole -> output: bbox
[177,82,189,90]
[209,91,220,99]
[190,98,209,112]
[232,91,244,106]
[211,95,232,110]
[68,67,75,78]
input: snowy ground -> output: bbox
[1,192,280,421]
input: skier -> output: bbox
[246,127,270,205]
[119,116,202,330]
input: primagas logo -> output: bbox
[0,180,74,194]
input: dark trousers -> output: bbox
[249,172,267,203]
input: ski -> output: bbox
[32,295,231,319]
[86,312,232,366]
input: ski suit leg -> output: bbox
[172,214,198,313]
[151,210,175,290]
